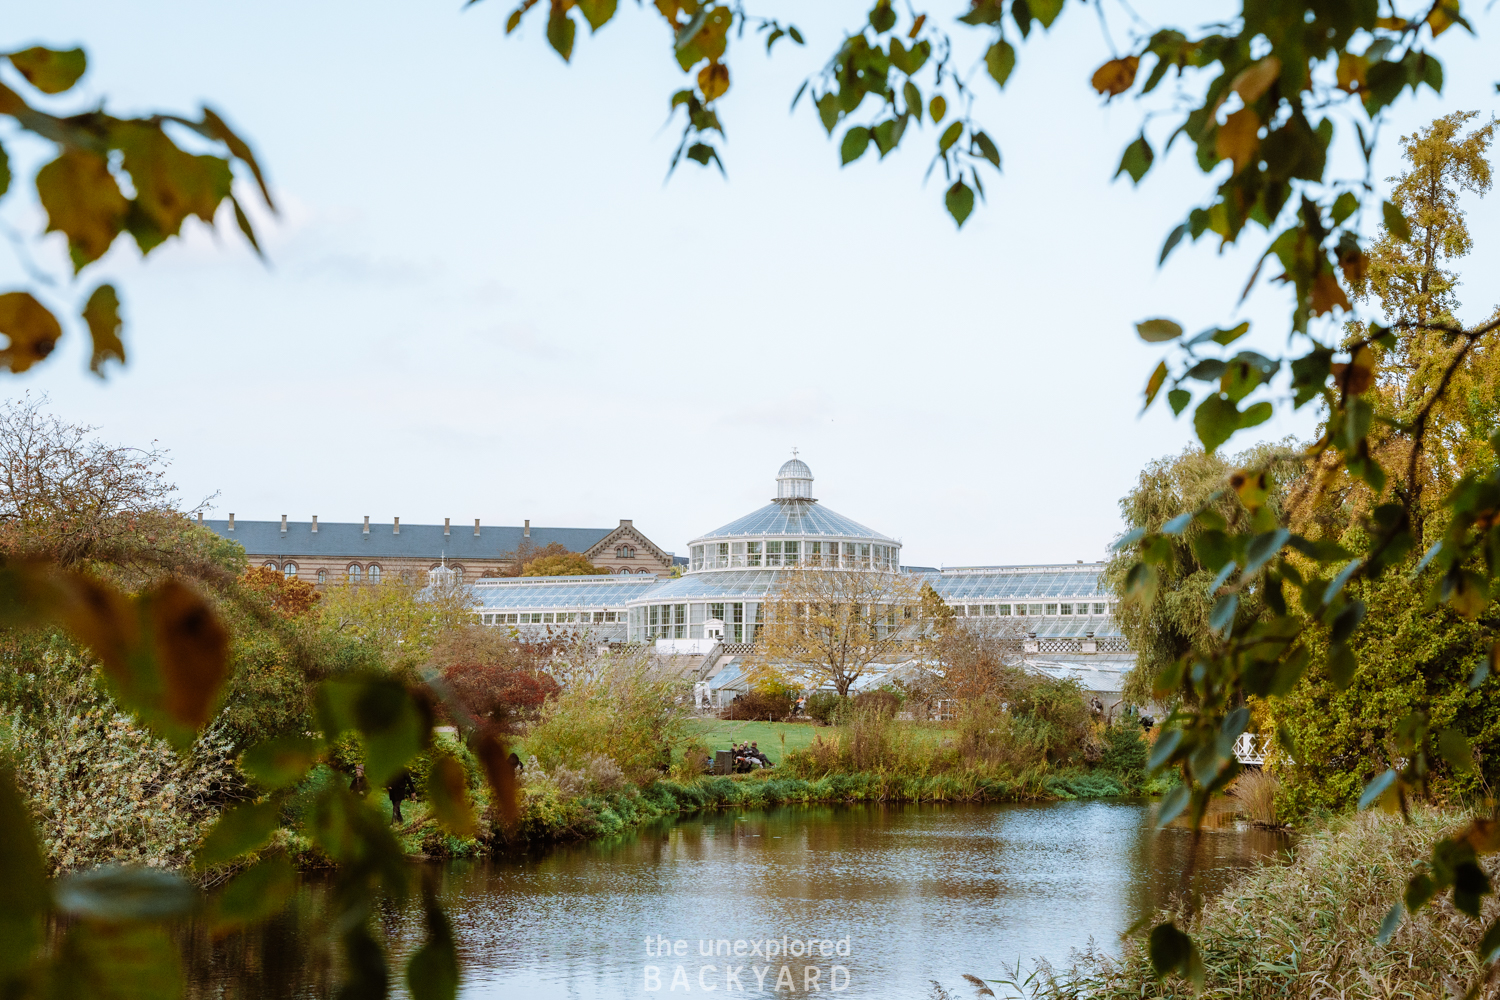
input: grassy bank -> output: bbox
[1035,808,1497,1000]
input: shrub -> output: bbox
[1100,722,1148,779]
[443,660,560,732]
[852,689,902,718]
[525,653,686,783]
[804,691,847,725]
[719,690,792,721]
[1229,769,1281,827]
[1,651,238,874]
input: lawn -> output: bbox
[687,719,821,765]
[686,718,957,765]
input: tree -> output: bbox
[522,552,603,576]
[0,394,210,568]
[316,576,478,674]
[753,567,921,697]
[433,625,561,732]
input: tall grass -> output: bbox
[1023,808,1497,1000]
[1228,769,1280,827]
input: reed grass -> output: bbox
[1023,808,1500,1000]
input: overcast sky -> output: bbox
[3,2,1497,567]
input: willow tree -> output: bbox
[753,567,922,696]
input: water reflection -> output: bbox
[184,800,1289,999]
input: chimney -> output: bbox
[280,514,287,534]
[196,512,203,526]
[363,516,370,535]
[312,515,318,533]
[620,518,632,528]
[228,513,235,531]
[394,517,400,535]
[474,518,480,536]
[444,517,450,537]
[524,519,530,538]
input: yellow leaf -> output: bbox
[82,284,125,376]
[1310,270,1351,317]
[149,579,230,730]
[1426,0,1461,36]
[1229,468,1269,510]
[1332,344,1374,396]
[113,122,233,247]
[1230,56,1281,104]
[1215,108,1260,174]
[1091,56,1138,98]
[0,292,62,373]
[1374,16,1407,28]
[35,150,128,268]
[1336,53,1367,93]
[698,60,729,101]
[929,94,946,122]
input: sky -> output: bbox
[2,2,1497,568]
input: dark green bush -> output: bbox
[804,691,847,725]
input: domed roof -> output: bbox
[776,454,814,500]
[697,501,894,542]
[778,457,812,480]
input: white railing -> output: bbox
[1234,732,1266,765]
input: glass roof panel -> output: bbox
[695,501,894,542]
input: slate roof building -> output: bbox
[204,514,674,584]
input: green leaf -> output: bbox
[1147,922,1194,977]
[1332,191,1359,226]
[903,81,922,120]
[1238,400,1272,429]
[1160,512,1193,535]
[816,92,840,134]
[1209,593,1238,636]
[929,94,947,123]
[1329,642,1358,688]
[1116,134,1153,184]
[1382,200,1412,242]
[577,0,617,31]
[1211,322,1250,346]
[944,181,974,227]
[49,923,184,1000]
[1147,728,1182,771]
[0,765,46,978]
[1160,222,1189,264]
[938,121,963,153]
[425,755,476,836]
[1375,901,1403,946]
[840,127,871,165]
[0,141,10,200]
[54,867,196,923]
[985,41,1016,89]
[1479,914,1500,962]
[1168,388,1191,415]
[872,116,907,157]
[241,734,322,790]
[1437,728,1474,774]
[408,891,460,1000]
[1357,769,1396,810]
[6,47,87,94]
[971,130,1001,169]
[546,5,576,61]
[210,856,295,932]
[869,1,896,33]
[1193,394,1240,453]
[1405,871,1437,913]
[195,800,280,867]
[1470,656,1491,690]
[1135,318,1182,343]
[317,676,429,787]
[1155,785,1190,828]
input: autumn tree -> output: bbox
[522,552,604,576]
[430,624,560,732]
[317,575,478,673]
[753,567,922,697]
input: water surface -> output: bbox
[186,800,1288,998]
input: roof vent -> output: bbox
[474,518,480,536]
[363,516,370,535]
[312,515,318,533]
[444,518,450,536]
[394,517,400,535]
[524,519,530,538]
[228,514,235,531]
[280,514,287,534]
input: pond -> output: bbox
[184,800,1290,999]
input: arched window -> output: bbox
[264,561,278,571]
[284,562,298,579]
[348,564,362,583]
[368,564,381,584]
[317,569,327,584]
[617,546,635,559]
[452,567,464,582]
